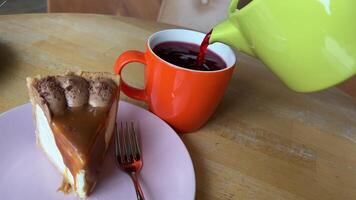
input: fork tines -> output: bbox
[115,121,141,165]
[114,121,145,199]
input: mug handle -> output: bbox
[114,50,147,101]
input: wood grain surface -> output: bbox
[0,14,355,200]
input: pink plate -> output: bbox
[0,101,195,200]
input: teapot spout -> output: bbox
[210,20,255,57]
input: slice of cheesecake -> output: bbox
[26,71,120,198]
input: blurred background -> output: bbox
[0,0,232,32]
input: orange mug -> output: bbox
[114,29,236,133]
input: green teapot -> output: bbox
[210,0,356,92]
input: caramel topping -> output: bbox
[51,105,109,164]
[50,103,115,195]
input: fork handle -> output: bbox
[130,172,145,200]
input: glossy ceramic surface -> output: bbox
[211,0,356,92]
[115,29,236,133]
[0,102,195,200]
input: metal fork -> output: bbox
[115,122,145,200]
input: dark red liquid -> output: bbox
[153,40,226,71]
[197,29,212,66]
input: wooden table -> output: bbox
[0,14,355,200]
